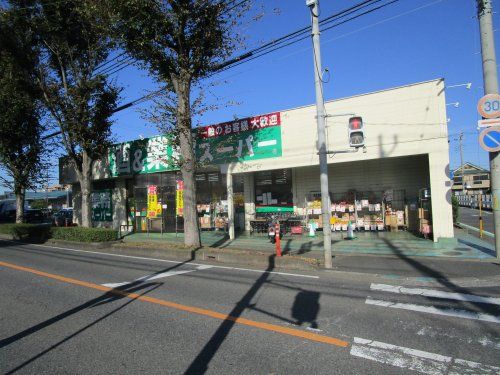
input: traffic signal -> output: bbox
[348,116,364,148]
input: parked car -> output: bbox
[24,209,45,224]
[53,209,73,227]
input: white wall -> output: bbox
[226,78,448,173]
[293,155,430,207]
[230,78,453,240]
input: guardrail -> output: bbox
[457,222,495,238]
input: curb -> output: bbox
[0,235,320,272]
[2,236,500,286]
[457,222,495,238]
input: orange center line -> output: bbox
[0,260,349,348]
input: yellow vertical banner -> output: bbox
[147,185,158,218]
[176,180,184,216]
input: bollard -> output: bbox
[275,223,282,257]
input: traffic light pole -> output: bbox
[308,0,333,268]
[477,0,500,259]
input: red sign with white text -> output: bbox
[197,112,281,139]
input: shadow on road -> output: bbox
[291,290,320,329]
[382,237,499,336]
[184,255,276,374]
[0,257,201,374]
[5,283,161,374]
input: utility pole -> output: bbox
[307,0,332,268]
[477,0,500,258]
[459,131,465,194]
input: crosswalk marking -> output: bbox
[350,337,500,375]
[365,298,500,323]
[370,283,500,305]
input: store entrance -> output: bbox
[133,185,181,233]
[130,172,184,234]
[159,185,178,232]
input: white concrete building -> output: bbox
[61,78,454,242]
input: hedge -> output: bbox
[51,227,118,242]
[0,223,52,242]
[0,224,117,243]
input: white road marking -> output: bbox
[350,337,500,375]
[370,283,500,306]
[1,240,319,279]
[196,265,214,270]
[102,270,194,288]
[257,140,277,147]
[365,298,500,323]
[305,327,323,333]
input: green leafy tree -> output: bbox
[30,0,120,227]
[0,6,46,223]
[109,0,248,247]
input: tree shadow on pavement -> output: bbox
[381,237,499,335]
[0,259,194,350]
[184,255,277,374]
[5,283,161,374]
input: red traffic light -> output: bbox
[349,117,363,130]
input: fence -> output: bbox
[456,193,492,210]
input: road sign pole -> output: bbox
[478,0,500,258]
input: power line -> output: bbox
[42,0,401,140]
[112,0,399,113]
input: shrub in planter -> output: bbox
[51,227,118,242]
[451,195,459,224]
[0,223,52,242]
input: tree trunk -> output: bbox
[79,150,93,227]
[15,187,25,224]
[175,75,201,248]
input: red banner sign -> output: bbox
[197,112,281,139]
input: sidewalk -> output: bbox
[122,227,497,260]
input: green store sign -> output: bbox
[108,135,178,177]
[195,112,283,164]
[91,189,112,222]
[107,112,282,175]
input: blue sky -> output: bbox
[1,0,498,192]
[110,0,496,171]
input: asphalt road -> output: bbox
[459,206,494,233]
[1,240,499,374]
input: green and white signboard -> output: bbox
[107,112,282,176]
[109,135,178,177]
[91,190,113,222]
[195,112,282,164]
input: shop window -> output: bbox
[255,169,293,206]
[233,175,244,193]
[196,172,227,204]
[92,179,115,190]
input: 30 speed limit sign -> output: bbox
[477,94,500,119]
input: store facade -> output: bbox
[61,78,454,242]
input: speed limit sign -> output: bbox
[477,94,500,119]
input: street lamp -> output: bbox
[447,82,472,90]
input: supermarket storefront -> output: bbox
[64,78,453,242]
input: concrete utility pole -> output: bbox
[307,0,333,268]
[459,132,465,194]
[477,0,500,258]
